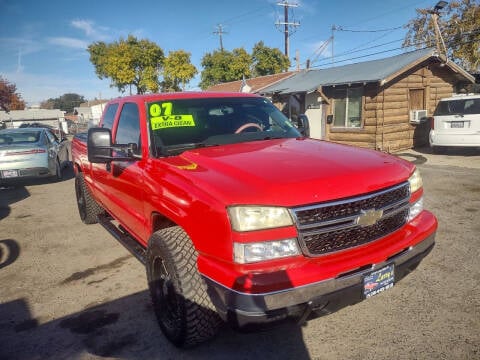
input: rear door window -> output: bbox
[102,103,119,130]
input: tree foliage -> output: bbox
[200,48,252,89]
[0,77,25,112]
[40,93,86,113]
[403,0,480,71]
[88,35,164,94]
[252,41,290,77]
[162,50,198,92]
[199,42,290,89]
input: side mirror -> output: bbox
[88,128,113,163]
[326,115,334,125]
[297,114,310,137]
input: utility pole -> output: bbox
[213,24,227,51]
[429,1,448,59]
[331,25,337,65]
[275,1,300,59]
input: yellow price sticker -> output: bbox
[149,102,172,117]
[151,115,195,130]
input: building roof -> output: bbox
[79,99,109,107]
[0,109,65,122]
[261,48,475,95]
[206,71,298,93]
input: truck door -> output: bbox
[106,102,148,241]
[89,103,119,207]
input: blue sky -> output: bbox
[0,0,435,105]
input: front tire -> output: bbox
[146,227,222,347]
[75,172,103,224]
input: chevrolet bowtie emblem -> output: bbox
[356,209,384,227]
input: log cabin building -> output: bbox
[258,48,475,152]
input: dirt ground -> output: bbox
[0,147,479,360]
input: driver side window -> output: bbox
[114,102,141,156]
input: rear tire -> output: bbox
[146,227,222,348]
[75,172,103,224]
[52,158,62,182]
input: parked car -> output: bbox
[429,94,480,153]
[19,122,67,139]
[0,127,70,183]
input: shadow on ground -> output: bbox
[0,161,74,221]
[0,291,311,360]
[414,146,480,156]
[0,239,20,270]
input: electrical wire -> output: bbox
[334,26,403,33]
[307,28,480,69]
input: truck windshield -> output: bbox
[146,97,301,156]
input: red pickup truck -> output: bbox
[72,92,437,347]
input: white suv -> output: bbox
[429,94,480,153]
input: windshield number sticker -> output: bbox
[148,102,195,130]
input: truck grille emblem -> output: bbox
[356,209,384,227]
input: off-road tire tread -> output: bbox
[147,227,222,347]
[75,172,103,224]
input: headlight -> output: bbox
[228,206,293,232]
[408,196,424,221]
[408,168,423,193]
[234,239,300,264]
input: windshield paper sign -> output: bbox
[148,102,195,130]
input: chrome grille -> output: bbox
[292,182,410,256]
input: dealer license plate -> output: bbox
[363,264,395,298]
[451,121,464,128]
[2,169,18,178]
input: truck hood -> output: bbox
[161,138,414,206]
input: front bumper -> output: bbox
[204,233,435,330]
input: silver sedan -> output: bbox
[0,127,70,183]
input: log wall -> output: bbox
[324,61,459,152]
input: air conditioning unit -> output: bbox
[410,110,428,124]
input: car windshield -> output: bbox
[434,98,480,116]
[0,131,41,145]
[146,97,300,156]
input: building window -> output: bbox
[333,87,363,128]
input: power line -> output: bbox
[308,37,404,68]
[308,29,480,69]
[221,5,269,25]
[334,25,404,33]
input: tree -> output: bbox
[88,35,164,94]
[403,0,480,72]
[40,93,85,113]
[162,50,198,92]
[252,41,290,76]
[199,48,252,89]
[0,77,25,112]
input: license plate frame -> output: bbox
[2,169,19,178]
[451,121,464,128]
[363,264,395,299]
